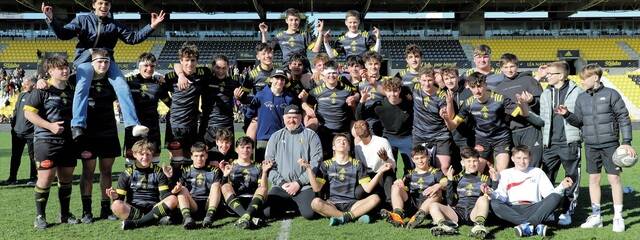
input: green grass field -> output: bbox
[1,130,639,239]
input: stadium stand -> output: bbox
[0,39,164,63]
[460,37,632,61]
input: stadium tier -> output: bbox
[157,40,283,64]
[0,39,163,63]
[382,39,467,61]
[460,38,632,61]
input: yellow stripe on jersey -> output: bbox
[453,115,465,124]
[158,185,169,191]
[316,177,326,186]
[116,189,127,195]
[23,105,38,113]
[511,106,522,117]
[358,177,372,186]
[439,177,448,187]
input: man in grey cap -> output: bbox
[262,105,322,220]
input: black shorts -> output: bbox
[124,126,162,158]
[453,205,474,224]
[585,145,620,175]
[166,126,198,152]
[34,139,77,170]
[192,199,208,220]
[413,138,452,156]
[476,137,511,160]
[406,194,427,214]
[128,203,155,220]
[330,200,357,212]
[78,135,121,160]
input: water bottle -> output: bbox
[623,186,634,194]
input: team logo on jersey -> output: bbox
[196,173,205,186]
[338,167,346,181]
[288,37,296,47]
[141,84,149,93]
[416,177,425,189]
[480,106,489,119]
[350,40,357,53]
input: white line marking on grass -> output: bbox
[277,219,292,240]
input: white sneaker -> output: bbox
[132,125,149,137]
[612,217,625,232]
[558,213,572,226]
[580,215,603,228]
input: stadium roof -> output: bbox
[5,0,640,20]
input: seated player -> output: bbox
[206,128,237,167]
[220,137,273,229]
[299,134,392,226]
[428,147,497,238]
[106,140,182,230]
[380,145,446,228]
[173,142,222,229]
[24,55,80,229]
[488,145,573,237]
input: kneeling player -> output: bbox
[299,134,391,226]
[381,145,447,228]
[220,137,272,229]
[174,142,223,229]
[428,148,496,238]
[106,140,182,230]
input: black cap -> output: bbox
[284,105,302,115]
[270,69,288,79]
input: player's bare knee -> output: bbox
[311,197,323,210]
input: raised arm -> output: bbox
[43,3,81,40]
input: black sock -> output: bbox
[246,194,264,217]
[100,199,111,214]
[134,203,170,227]
[226,195,246,216]
[34,186,50,217]
[343,211,354,222]
[58,182,72,215]
[81,195,92,215]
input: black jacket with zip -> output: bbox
[564,85,632,147]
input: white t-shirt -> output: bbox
[354,136,395,173]
[492,167,565,205]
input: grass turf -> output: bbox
[0,130,639,239]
